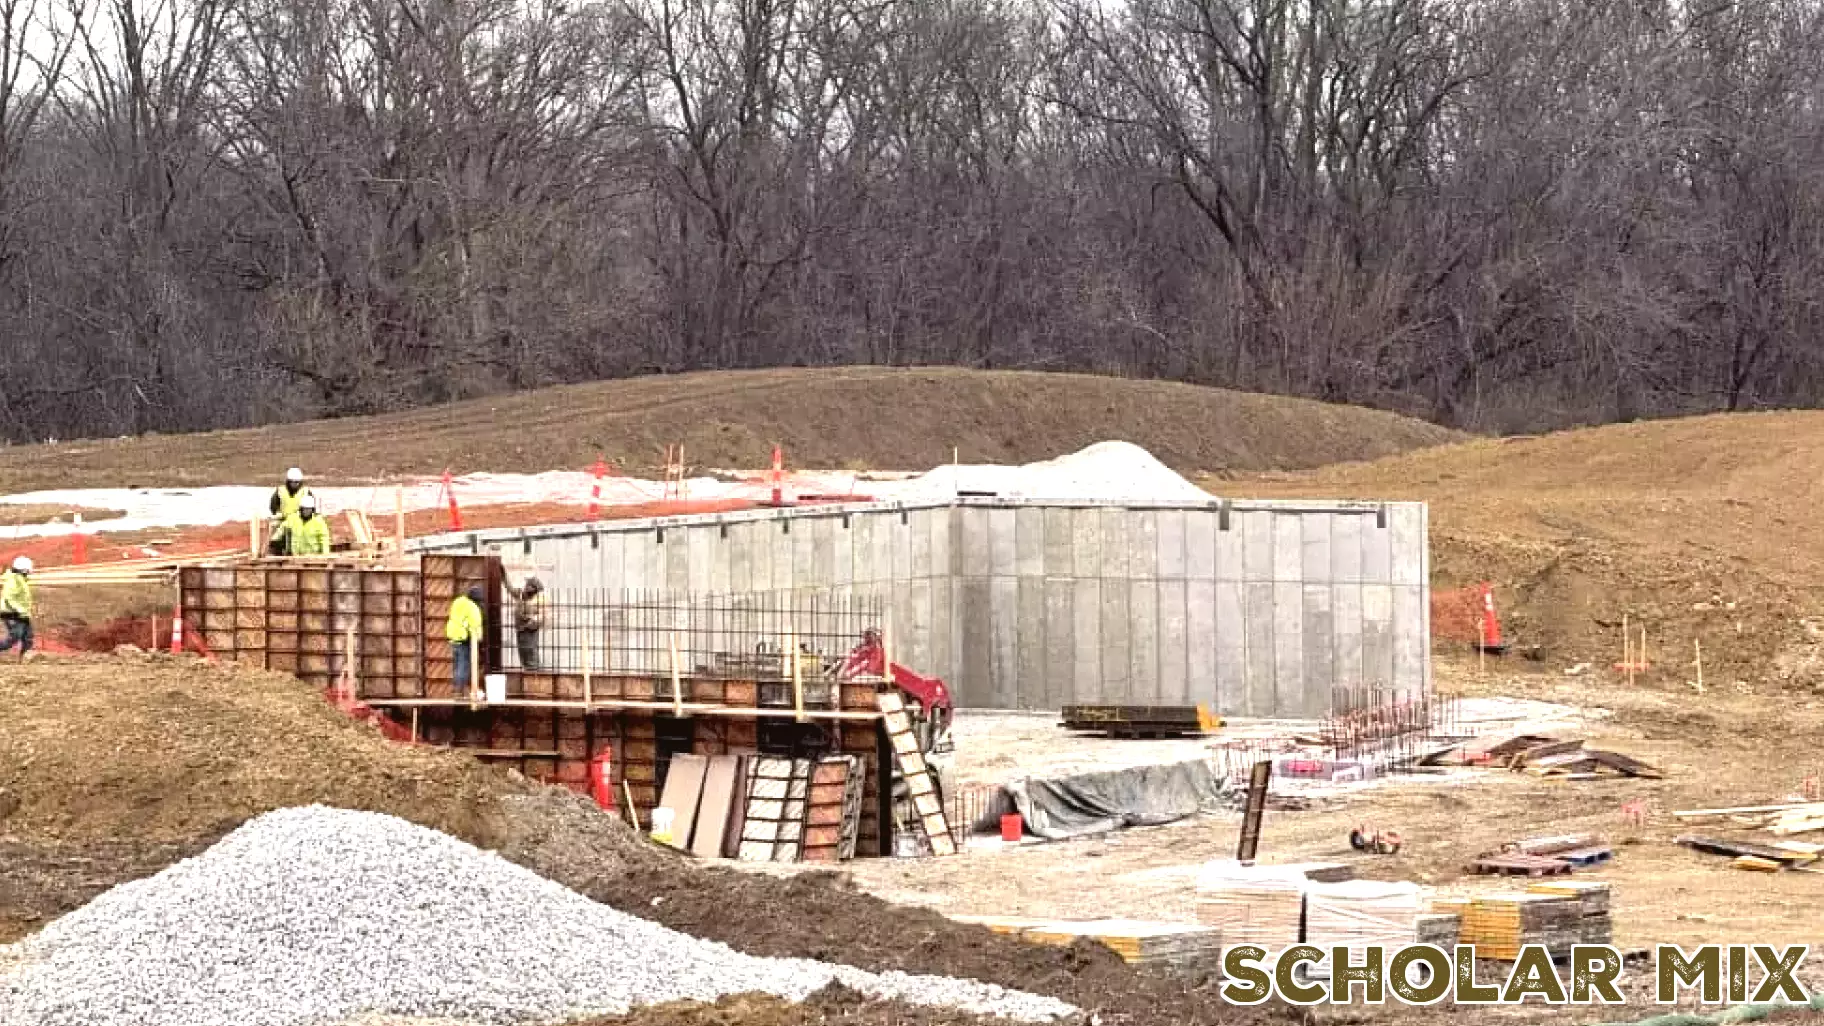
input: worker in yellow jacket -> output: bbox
[0,556,32,657]
[268,467,316,555]
[446,585,485,697]
[285,495,333,556]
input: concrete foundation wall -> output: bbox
[409,498,1429,716]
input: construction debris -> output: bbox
[1429,734,1662,780]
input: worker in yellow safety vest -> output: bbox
[268,467,316,555]
[0,556,33,657]
[446,585,485,697]
[285,494,333,556]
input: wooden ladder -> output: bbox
[876,692,956,855]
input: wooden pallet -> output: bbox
[1557,846,1614,868]
[878,692,955,855]
[1471,854,1574,877]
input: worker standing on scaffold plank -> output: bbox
[285,494,333,556]
[0,557,33,658]
[267,467,316,555]
[447,585,485,700]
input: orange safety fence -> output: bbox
[1431,582,1505,649]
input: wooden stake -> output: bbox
[1476,617,1486,676]
[394,486,406,551]
[150,613,158,651]
[668,631,683,717]
[249,518,260,558]
[623,779,640,831]
[1694,638,1704,693]
[1623,613,1633,686]
[790,631,805,723]
[410,707,420,743]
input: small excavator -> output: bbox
[834,627,954,757]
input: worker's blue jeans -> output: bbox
[0,616,32,655]
[452,640,471,694]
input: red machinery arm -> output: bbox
[838,630,953,723]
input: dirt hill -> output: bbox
[1231,410,1824,690]
[0,368,1462,493]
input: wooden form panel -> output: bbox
[179,562,425,696]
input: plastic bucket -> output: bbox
[483,673,507,704]
[1000,813,1023,842]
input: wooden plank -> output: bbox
[656,754,711,851]
[1674,802,1824,819]
[1677,835,1804,862]
[691,755,742,859]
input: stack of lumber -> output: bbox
[33,549,246,585]
[1527,880,1612,944]
[1059,704,1221,738]
[1428,734,1661,779]
[1675,802,1824,835]
[1303,880,1423,955]
[1674,801,1824,871]
[1194,862,1307,950]
[1459,893,1582,960]
[948,917,1222,973]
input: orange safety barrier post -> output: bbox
[588,457,608,518]
[72,513,86,565]
[771,444,785,506]
[440,469,464,531]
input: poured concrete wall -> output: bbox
[408,498,1429,716]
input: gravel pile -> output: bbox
[0,806,1076,1026]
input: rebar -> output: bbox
[498,587,884,680]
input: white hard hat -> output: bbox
[285,467,303,482]
[11,557,31,573]
[300,494,318,510]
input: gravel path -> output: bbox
[0,806,1076,1026]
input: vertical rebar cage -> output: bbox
[499,587,884,684]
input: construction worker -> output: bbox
[285,495,332,556]
[447,584,484,697]
[515,577,547,670]
[268,468,315,555]
[0,557,33,657]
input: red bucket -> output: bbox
[1000,813,1023,842]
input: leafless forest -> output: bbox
[1,0,1819,442]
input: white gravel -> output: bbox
[0,806,1077,1026]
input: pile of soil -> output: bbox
[0,367,1465,493]
[0,655,1271,1025]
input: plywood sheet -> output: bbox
[656,754,710,851]
[691,755,742,858]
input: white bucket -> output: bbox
[650,807,677,846]
[483,673,507,704]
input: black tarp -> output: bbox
[1004,759,1232,840]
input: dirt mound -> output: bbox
[0,654,1269,1025]
[0,368,1463,493]
[1235,411,1824,690]
[0,656,518,849]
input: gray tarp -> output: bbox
[1004,759,1233,840]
